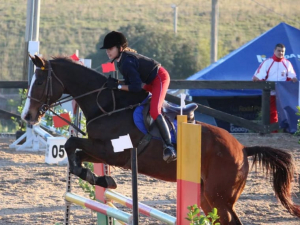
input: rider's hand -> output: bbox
[107,75,119,89]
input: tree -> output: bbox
[86,24,200,79]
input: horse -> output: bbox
[21,55,300,225]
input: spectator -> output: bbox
[253,43,297,132]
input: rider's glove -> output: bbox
[107,75,119,89]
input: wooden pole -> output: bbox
[23,0,41,83]
[173,5,178,35]
[210,0,219,63]
[261,89,271,132]
[32,0,41,41]
[23,0,33,81]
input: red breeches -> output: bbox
[143,67,170,120]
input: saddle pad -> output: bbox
[133,96,177,144]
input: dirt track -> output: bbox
[0,133,300,225]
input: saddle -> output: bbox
[142,97,198,139]
[125,96,198,168]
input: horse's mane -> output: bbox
[52,55,80,63]
[50,55,107,79]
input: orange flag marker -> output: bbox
[102,62,116,73]
[52,113,71,128]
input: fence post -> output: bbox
[261,89,271,133]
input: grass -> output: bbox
[0,0,299,81]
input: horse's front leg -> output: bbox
[64,136,117,189]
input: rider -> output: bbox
[100,31,177,163]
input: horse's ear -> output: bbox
[29,54,36,65]
[31,54,45,68]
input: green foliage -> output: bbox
[2,0,299,81]
[78,162,95,200]
[11,89,27,131]
[87,23,207,79]
[186,204,220,225]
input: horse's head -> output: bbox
[21,55,65,125]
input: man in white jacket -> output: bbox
[253,43,298,132]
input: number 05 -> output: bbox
[52,145,65,158]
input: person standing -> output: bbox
[253,43,297,131]
[100,31,176,163]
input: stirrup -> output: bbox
[163,146,177,163]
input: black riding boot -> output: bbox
[155,114,177,163]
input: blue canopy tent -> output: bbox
[187,22,300,97]
[186,23,300,133]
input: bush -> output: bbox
[186,204,220,225]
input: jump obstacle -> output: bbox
[104,189,176,224]
[65,192,133,224]
[64,114,201,225]
[64,148,139,225]
[9,122,68,165]
[177,115,201,225]
[9,124,50,152]
[65,149,138,225]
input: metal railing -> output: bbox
[0,80,276,133]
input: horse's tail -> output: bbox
[245,146,300,218]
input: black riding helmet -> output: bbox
[100,31,128,49]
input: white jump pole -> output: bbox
[105,190,176,225]
[65,192,133,224]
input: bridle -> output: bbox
[27,59,145,136]
[27,60,65,115]
[27,60,113,115]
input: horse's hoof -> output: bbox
[105,176,117,189]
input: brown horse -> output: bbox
[22,55,300,225]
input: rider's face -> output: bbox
[106,46,119,60]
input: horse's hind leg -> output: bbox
[200,180,214,215]
[200,181,239,225]
[202,165,247,224]
[64,137,117,189]
[203,184,244,225]
[201,193,244,225]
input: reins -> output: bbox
[50,84,107,108]
[28,59,146,136]
[86,102,146,128]
[49,108,86,136]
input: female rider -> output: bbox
[100,31,176,163]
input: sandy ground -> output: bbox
[0,133,300,225]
